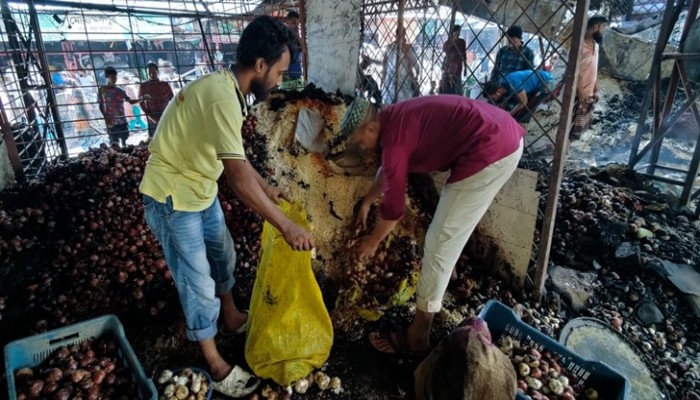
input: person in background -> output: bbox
[98,66,148,147]
[483,69,553,129]
[340,96,523,356]
[139,16,312,397]
[571,15,608,140]
[490,25,535,81]
[122,75,148,134]
[69,79,92,147]
[281,10,304,90]
[75,67,98,103]
[439,25,467,95]
[382,32,420,104]
[139,62,174,138]
[358,54,382,105]
[50,66,65,87]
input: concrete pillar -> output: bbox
[0,144,15,190]
[306,0,362,95]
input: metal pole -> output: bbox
[300,0,309,83]
[532,0,590,300]
[169,13,183,85]
[197,17,215,70]
[126,13,142,75]
[7,0,239,20]
[1,2,40,142]
[647,62,663,174]
[628,0,682,167]
[28,0,69,157]
[676,62,700,205]
[0,93,24,182]
[395,0,405,103]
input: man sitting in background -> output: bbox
[490,25,534,81]
[139,62,174,138]
[483,69,553,128]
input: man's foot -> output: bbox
[210,362,232,382]
[212,365,260,398]
[221,311,248,336]
[368,330,430,356]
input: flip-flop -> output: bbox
[219,311,249,337]
[368,330,430,358]
[212,365,260,398]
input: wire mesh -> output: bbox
[1,1,300,180]
[359,0,576,159]
[591,0,667,21]
[358,0,584,288]
[1,3,64,178]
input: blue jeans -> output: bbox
[143,195,236,341]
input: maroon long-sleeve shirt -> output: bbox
[379,95,524,220]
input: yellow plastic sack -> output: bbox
[245,201,333,386]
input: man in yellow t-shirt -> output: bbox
[139,16,313,398]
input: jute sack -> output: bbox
[414,318,517,400]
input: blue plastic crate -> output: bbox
[479,300,631,400]
[4,314,157,400]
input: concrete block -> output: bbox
[684,17,700,83]
[454,0,567,40]
[466,168,539,288]
[306,0,362,95]
[599,29,676,81]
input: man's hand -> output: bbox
[355,236,379,262]
[264,185,291,205]
[354,201,371,231]
[281,222,314,251]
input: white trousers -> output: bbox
[415,139,523,313]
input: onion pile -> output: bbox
[548,171,699,268]
[0,145,175,332]
[0,115,268,336]
[331,203,422,314]
[14,337,136,400]
[217,114,268,277]
[498,337,597,400]
[344,234,421,309]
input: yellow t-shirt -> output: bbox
[139,69,247,211]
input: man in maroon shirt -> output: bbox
[343,95,524,355]
[139,62,174,138]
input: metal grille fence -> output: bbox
[358,0,591,292]
[359,0,575,163]
[1,0,594,293]
[1,0,298,181]
[590,0,667,21]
